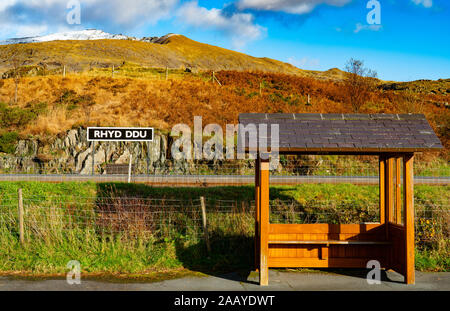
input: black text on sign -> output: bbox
[87,127,154,142]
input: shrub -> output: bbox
[57,89,94,110]
[0,102,47,128]
[0,131,19,153]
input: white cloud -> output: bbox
[354,23,382,33]
[14,25,50,38]
[288,56,320,69]
[0,0,178,39]
[237,0,351,14]
[177,1,266,50]
[411,0,432,8]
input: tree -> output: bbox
[344,58,378,112]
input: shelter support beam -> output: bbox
[379,156,386,224]
[259,156,270,286]
[254,155,260,271]
[403,153,415,284]
[395,157,402,224]
[385,156,394,237]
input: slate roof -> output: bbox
[238,113,443,153]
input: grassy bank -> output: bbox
[0,181,448,277]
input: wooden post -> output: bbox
[396,157,402,224]
[259,82,262,96]
[385,157,394,238]
[91,141,95,175]
[112,65,115,78]
[259,157,270,286]
[166,66,168,80]
[320,246,329,260]
[386,157,394,222]
[379,156,385,224]
[18,188,24,245]
[63,65,66,78]
[147,141,151,175]
[254,155,260,271]
[200,196,211,254]
[403,153,415,284]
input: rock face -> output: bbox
[0,127,170,174]
[0,127,259,175]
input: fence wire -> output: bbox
[0,195,448,252]
[0,156,448,186]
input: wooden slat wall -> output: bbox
[269,223,384,234]
[388,222,406,274]
[268,224,388,268]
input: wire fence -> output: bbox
[0,155,449,185]
[0,194,448,252]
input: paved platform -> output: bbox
[0,270,448,291]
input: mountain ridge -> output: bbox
[0,29,345,79]
[0,29,180,45]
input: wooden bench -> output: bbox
[269,240,391,260]
[269,240,391,245]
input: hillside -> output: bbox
[0,71,448,152]
[0,31,448,158]
[0,33,306,75]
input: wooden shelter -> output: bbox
[238,113,443,286]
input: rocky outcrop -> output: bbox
[0,127,262,175]
[0,127,171,174]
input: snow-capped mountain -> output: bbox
[0,29,141,45]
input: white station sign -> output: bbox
[87,127,154,142]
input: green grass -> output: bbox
[0,181,448,276]
[415,248,450,272]
[1,180,444,203]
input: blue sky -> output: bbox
[0,0,449,81]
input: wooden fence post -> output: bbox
[200,196,211,254]
[18,188,24,245]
